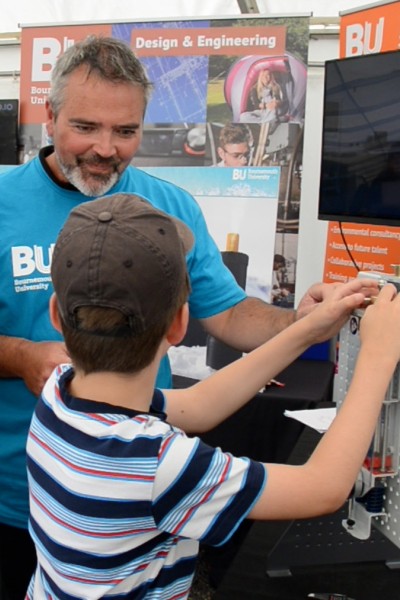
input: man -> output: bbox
[215,122,254,166]
[0,35,362,599]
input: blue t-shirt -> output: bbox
[0,151,246,528]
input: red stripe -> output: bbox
[32,493,154,538]
[29,431,153,482]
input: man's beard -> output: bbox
[55,151,122,197]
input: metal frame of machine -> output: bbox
[337,270,400,547]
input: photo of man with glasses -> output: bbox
[214,122,254,167]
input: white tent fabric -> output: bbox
[1,0,380,33]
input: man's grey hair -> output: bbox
[48,35,153,117]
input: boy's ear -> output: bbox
[49,294,62,333]
[217,146,225,161]
[166,303,189,346]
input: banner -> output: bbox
[19,16,310,303]
[323,1,400,284]
[142,166,280,300]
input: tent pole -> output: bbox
[237,0,260,14]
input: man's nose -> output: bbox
[92,132,117,157]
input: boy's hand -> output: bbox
[360,283,400,360]
[303,278,380,344]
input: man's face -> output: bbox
[45,65,146,196]
[217,142,252,167]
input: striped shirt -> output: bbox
[26,365,265,599]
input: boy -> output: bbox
[26,192,399,599]
[214,122,254,167]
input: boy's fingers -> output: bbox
[374,283,398,303]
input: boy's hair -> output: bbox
[48,35,153,118]
[51,193,193,374]
[218,123,253,148]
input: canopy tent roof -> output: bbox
[0,0,384,34]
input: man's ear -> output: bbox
[166,303,189,346]
[49,294,62,333]
[45,99,55,138]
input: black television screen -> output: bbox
[318,49,400,226]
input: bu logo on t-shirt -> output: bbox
[11,244,54,293]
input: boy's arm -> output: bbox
[248,283,400,521]
[199,280,378,355]
[165,278,377,432]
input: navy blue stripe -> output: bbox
[28,455,151,519]
[30,515,171,569]
[59,370,167,420]
[153,438,213,520]
[201,460,265,546]
[35,396,164,459]
[39,554,196,599]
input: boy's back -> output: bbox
[27,364,264,598]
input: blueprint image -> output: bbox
[113,21,209,124]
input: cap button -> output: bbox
[98,211,113,222]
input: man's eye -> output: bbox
[117,129,137,138]
[74,124,94,133]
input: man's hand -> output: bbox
[16,340,70,396]
[303,278,380,345]
[296,280,380,320]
